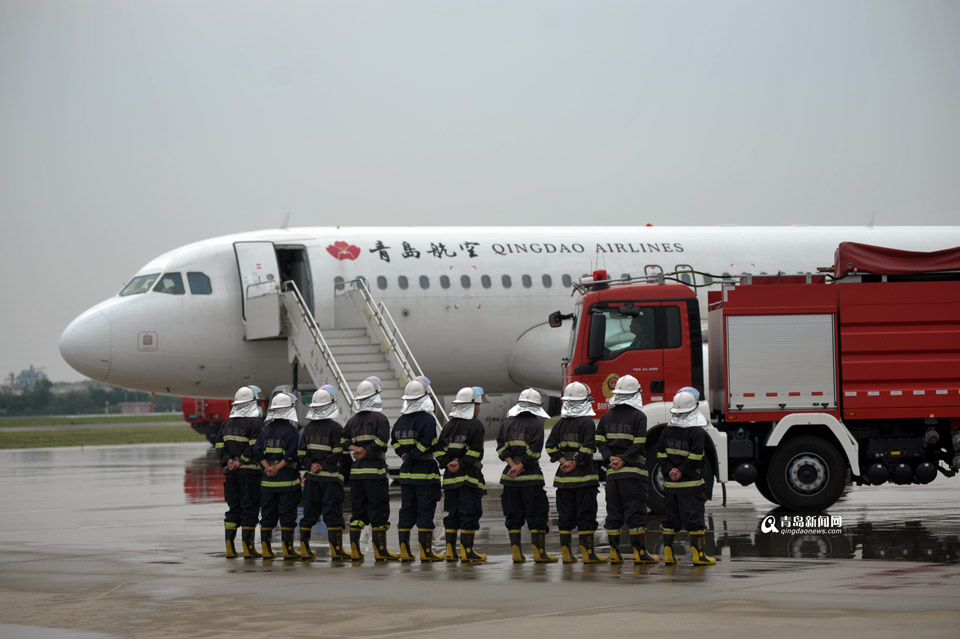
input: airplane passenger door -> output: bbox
[234,242,283,340]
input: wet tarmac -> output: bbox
[1,440,958,638]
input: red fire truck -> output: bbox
[553,242,960,512]
[181,397,233,445]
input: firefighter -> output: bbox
[497,388,556,563]
[658,387,717,565]
[254,392,302,560]
[436,386,487,563]
[297,385,349,561]
[546,381,606,564]
[596,375,658,564]
[343,376,398,561]
[215,385,263,558]
[392,378,444,561]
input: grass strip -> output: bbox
[0,414,182,428]
[0,425,207,449]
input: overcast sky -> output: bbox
[1,0,958,383]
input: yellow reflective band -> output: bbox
[306,470,344,480]
[594,435,607,442]
[545,447,559,454]
[664,479,705,488]
[442,475,487,490]
[399,472,441,481]
[554,474,599,483]
[307,444,332,451]
[215,443,224,449]
[630,528,646,534]
[224,522,238,529]
[395,438,416,446]
[661,527,675,533]
[465,450,481,458]
[505,440,527,447]
[633,437,646,444]
[248,439,257,445]
[261,479,301,488]
[665,448,690,457]
[350,468,387,476]
[605,433,633,441]
[526,449,541,459]
[446,443,466,449]
[354,434,377,442]
[374,438,387,447]
[606,467,648,476]
[416,441,428,452]
[579,447,593,454]
[557,440,581,448]
[223,435,248,442]
[239,464,259,470]
[500,473,545,482]
[332,448,342,454]
[265,447,285,454]
[657,452,668,458]
[688,453,704,460]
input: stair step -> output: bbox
[322,328,369,338]
[323,336,377,347]
[325,344,382,355]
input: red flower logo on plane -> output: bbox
[326,242,361,261]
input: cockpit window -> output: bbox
[153,272,185,295]
[119,273,160,296]
[187,272,212,295]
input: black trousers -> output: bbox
[398,483,441,529]
[224,472,261,528]
[663,490,706,532]
[603,477,647,531]
[299,480,345,529]
[501,484,549,531]
[442,486,483,530]
[349,478,390,528]
[260,488,301,529]
[555,486,599,531]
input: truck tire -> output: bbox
[766,436,846,512]
[754,471,780,506]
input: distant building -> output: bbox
[6,365,48,389]
[119,402,153,415]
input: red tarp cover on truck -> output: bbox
[834,242,960,278]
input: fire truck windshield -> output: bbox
[595,306,657,359]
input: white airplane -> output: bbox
[60,226,960,402]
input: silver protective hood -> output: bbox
[560,400,596,418]
[229,401,261,419]
[265,405,299,426]
[668,408,708,428]
[356,393,383,413]
[610,391,645,412]
[402,395,435,415]
[507,401,551,419]
[306,403,340,421]
[449,403,475,420]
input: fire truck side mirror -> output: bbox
[587,314,606,361]
[548,311,563,328]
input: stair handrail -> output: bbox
[282,280,358,412]
[343,277,449,423]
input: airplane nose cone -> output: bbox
[60,310,112,381]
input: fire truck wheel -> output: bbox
[767,436,846,512]
[754,472,780,505]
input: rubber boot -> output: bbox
[372,527,400,561]
[444,529,459,562]
[459,530,487,563]
[349,525,365,562]
[281,527,301,560]
[419,529,445,562]
[398,529,416,562]
[328,527,351,560]
[531,529,558,563]
[260,527,277,560]
[224,524,239,558]
[690,530,717,565]
[607,531,624,564]
[509,530,526,563]
[579,531,608,564]
[299,526,316,561]
[559,531,578,564]
[631,530,659,564]
[241,526,261,558]
[662,530,677,565]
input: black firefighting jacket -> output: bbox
[546,415,600,489]
[342,411,390,480]
[391,412,441,485]
[657,424,706,492]
[298,418,344,484]
[496,412,545,487]
[253,419,301,493]
[436,417,486,493]
[596,405,648,481]
[215,416,263,475]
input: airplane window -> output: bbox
[440,275,450,289]
[522,275,532,288]
[481,275,492,289]
[420,275,430,289]
[562,274,573,288]
[398,276,409,290]
[621,273,630,280]
[461,275,471,289]
[187,272,212,295]
[154,273,185,295]
[377,276,388,290]
[542,274,552,288]
[502,275,512,288]
[676,264,694,285]
[120,273,160,296]
[334,276,344,292]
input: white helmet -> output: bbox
[452,386,485,404]
[670,389,699,414]
[561,381,590,401]
[612,375,641,395]
[402,379,428,400]
[309,386,335,407]
[518,388,543,406]
[356,376,381,400]
[269,392,295,410]
[233,385,261,404]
